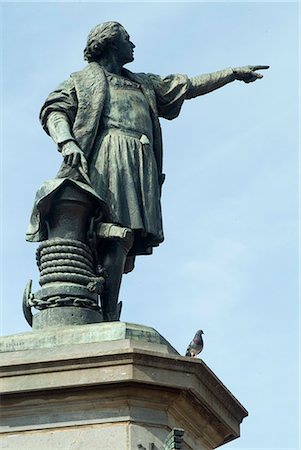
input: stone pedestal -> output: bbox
[0,322,247,449]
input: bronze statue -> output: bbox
[25,21,268,325]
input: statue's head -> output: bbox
[84,21,135,65]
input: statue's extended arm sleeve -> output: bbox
[40,78,78,135]
[148,73,191,120]
[186,68,235,99]
[148,69,235,119]
[46,111,76,148]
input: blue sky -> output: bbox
[1,2,299,449]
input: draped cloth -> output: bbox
[89,130,163,255]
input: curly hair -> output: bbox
[83,21,124,62]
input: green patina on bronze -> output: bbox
[25,21,269,327]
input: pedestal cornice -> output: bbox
[1,323,248,449]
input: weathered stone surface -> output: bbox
[32,306,103,329]
[0,323,247,449]
[0,321,178,354]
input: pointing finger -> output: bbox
[252,65,270,71]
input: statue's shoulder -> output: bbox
[69,63,106,99]
[70,62,104,82]
[122,69,155,86]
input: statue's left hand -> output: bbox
[233,65,269,83]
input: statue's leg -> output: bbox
[100,233,134,321]
[124,255,135,274]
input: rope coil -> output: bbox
[40,265,94,277]
[33,238,104,311]
[39,254,94,270]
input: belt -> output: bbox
[101,126,151,145]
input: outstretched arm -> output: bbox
[187,65,269,99]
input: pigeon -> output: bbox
[185,330,204,357]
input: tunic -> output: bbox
[89,71,163,254]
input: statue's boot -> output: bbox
[100,233,133,321]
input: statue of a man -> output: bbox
[33,21,268,321]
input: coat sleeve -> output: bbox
[147,73,191,120]
[39,78,78,135]
[187,68,235,98]
[147,68,235,119]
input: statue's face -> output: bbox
[115,27,135,65]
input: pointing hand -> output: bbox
[233,65,270,83]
